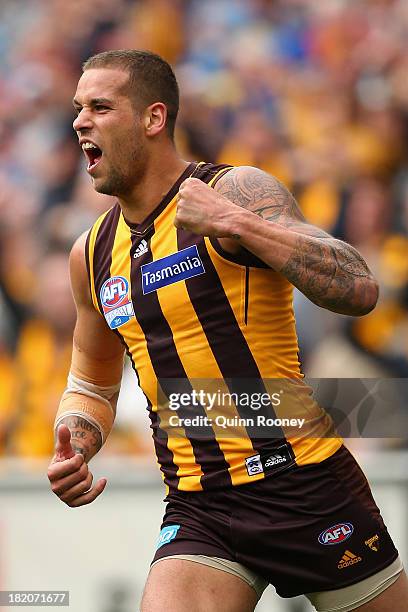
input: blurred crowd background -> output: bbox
[1,0,408,458]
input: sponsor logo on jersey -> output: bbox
[134,239,149,258]
[245,454,264,476]
[338,550,362,569]
[100,276,135,330]
[261,444,293,473]
[264,453,287,468]
[141,245,205,294]
[319,523,354,546]
[156,524,181,549]
[365,534,380,552]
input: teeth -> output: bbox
[82,142,98,150]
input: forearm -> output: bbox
[230,208,379,316]
[53,330,123,461]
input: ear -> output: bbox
[144,102,167,137]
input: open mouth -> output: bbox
[82,142,103,172]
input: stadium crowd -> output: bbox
[1,0,408,457]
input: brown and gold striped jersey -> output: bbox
[85,162,342,492]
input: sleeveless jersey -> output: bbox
[86,162,342,492]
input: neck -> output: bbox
[118,149,191,224]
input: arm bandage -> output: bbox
[54,344,123,444]
[54,374,121,443]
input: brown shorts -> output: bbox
[152,445,398,598]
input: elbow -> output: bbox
[320,277,380,316]
[352,278,379,317]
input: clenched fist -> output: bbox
[174,178,242,237]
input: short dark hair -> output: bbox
[82,49,179,140]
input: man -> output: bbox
[47,50,407,611]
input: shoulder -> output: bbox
[214,165,265,200]
[69,231,88,271]
[214,166,305,223]
[69,231,92,307]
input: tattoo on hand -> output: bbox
[71,444,86,456]
[71,431,86,439]
[59,416,102,459]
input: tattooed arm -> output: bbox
[176,166,379,316]
[214,166,378,316]
[47,232,124,507]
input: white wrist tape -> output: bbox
[54,373,121,444]
[66,372,121,404]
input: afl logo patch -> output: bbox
[318,523,354,546]
[100,276,135,330]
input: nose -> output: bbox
[73,107,93,133]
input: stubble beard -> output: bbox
[93,140,147,197]
[93,165,131,196]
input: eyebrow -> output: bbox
[72,97,113,108]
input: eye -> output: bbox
[73,107,82,116]
[94,105,109,112]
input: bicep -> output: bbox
[215,166,304,223]
[73,301,124,365]
[215,165,333,239]
[229,166,357,253]
[69,232,125,381]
